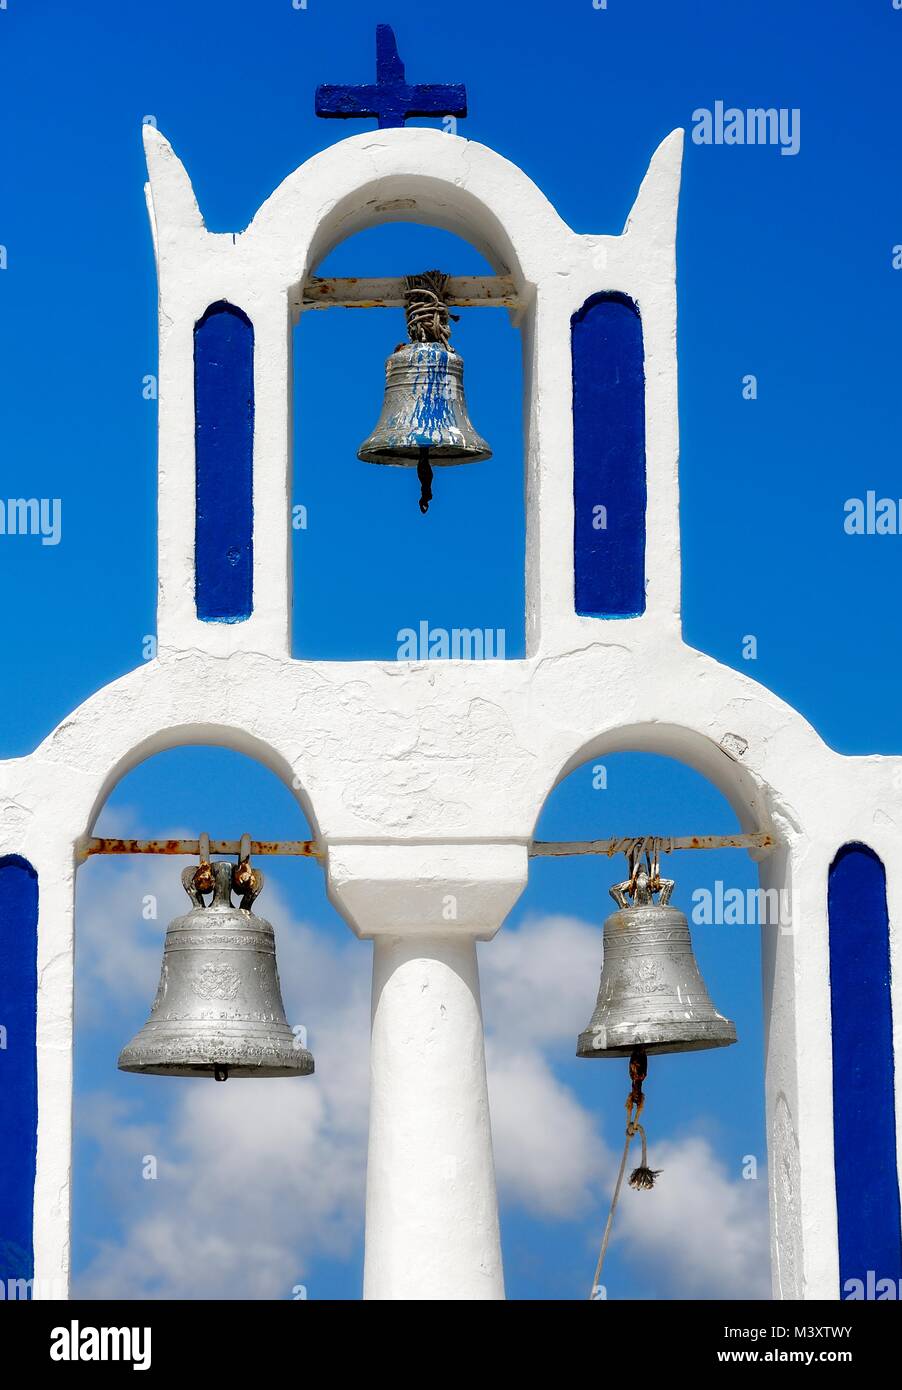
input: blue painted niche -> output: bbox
[194,302,255,622]
[0,856,38,1293]
[571,292,647,618]
[828,843,902,1294]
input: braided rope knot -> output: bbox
[404,270,460,346]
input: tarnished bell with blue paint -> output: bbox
[118,860,314,1080]
[357,340,492,466]
[577,865,737,1058]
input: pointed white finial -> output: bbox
[142,124,205,236]
[622,128,684,249]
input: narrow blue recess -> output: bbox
[571,293,647,617]
[0,856,39,1294]
[194,302,254,622]
[828,843,902,1294]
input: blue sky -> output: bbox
[1,0,900,1300]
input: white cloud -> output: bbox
[73,851,372,1300]
[75,857,188,1027]
[480,913,602,1046]
[76,1075,368,1300]
[482,916,770,1299]
[480,915,609,1221]
[486,1043,607,1220]
[614,1133,771,1299]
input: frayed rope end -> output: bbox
[628,1166,662,1192]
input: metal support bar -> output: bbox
[78,838,324,862]
[300,275,519,310]
[79,831,773,862]
[529,833,774,858]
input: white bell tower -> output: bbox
[1,34,900,1301]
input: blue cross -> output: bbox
[315,24,467,131]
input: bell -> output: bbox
[577,862,737,1058]
[358,270,492,512]
[357,340,492,469]
[118,860,314,1080]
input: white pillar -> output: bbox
[364,932,503,1300]
[326,843,528,1301]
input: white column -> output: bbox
[326,843,528,1301]
[365,932,502,1300]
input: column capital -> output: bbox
[325,842,528,940]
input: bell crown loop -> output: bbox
[181,858,263,912]
[609,847,674,911]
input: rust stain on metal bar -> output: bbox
[80,832,772,863]
[529,832,775,858]
[80,838,324,862]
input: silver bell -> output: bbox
[118,860,314,1080]
[577,863,737,1058]
[357,340,492,468]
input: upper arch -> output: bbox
[241,128,577,287]
[79,722,320,847]
[537,719,797,846]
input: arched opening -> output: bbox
[481,748,773,1300]
[71,745,369,1301]
[291,222,524,660]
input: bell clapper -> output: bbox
[628,1121,661,1192]
[214,1064,229,1083]
[624,1046,660,1190]
[625,1049,661,1192]
[406,274,451,516]
[417,447,433,514]
[626,1046,647,1128]
[589,1047,662,1300]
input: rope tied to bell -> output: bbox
[628,1124,661,1192]
[404,270,459,346]
[588,1048,662,1300]
[403,271,459,514]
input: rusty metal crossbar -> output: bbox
[79,838,324,862]
[299,274,519,310]
[529,832,774,858]
[78,832,773,862]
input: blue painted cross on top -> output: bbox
[315,25,467,130]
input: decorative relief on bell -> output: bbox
[624,958,668,995]
[192,963,241,1001]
